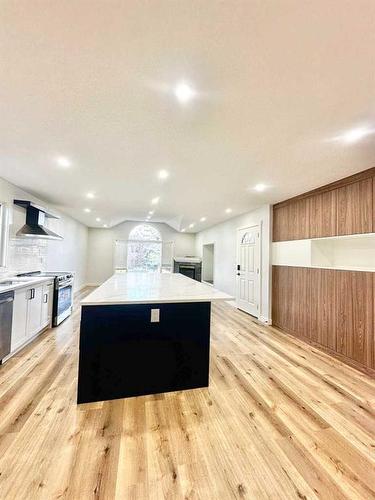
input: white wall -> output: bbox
[86,221,196,284]
[330,235,375,269]
[272,239,312,267]
[0,176,88,291]
[195,205,272,323]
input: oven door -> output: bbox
[55,281,73,326]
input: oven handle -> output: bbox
[58,280,74,289]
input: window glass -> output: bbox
[241,231,256,245]
[129,224,161,241]
[127,224,162,272]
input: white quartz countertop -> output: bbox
[81,272,234,305]
[0,276,54,293]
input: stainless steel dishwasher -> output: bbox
[0,290,14,364]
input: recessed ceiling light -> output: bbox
[56,156,72,168]
[84,208,91,213]
[96,217,101,222]
[254,183,267,192]
[174,82,196,104]
[332,126,375,144]
[151,197,160,205]
[225,208,232,214]
[158,169,169,180]
[189,223,195,228]
[86,192,95,199]
[148,210,154,215]
[181,228,186,232]
[103,224,108,228]
[200,217,206,222]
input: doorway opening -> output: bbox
[202,243,214,285]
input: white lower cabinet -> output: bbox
[26,284,43,338]
[41,281,54,328]
[10,280,54,354]
[11,288,29,352]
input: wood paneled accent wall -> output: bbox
[272,167,375,374]
[273,168,375,241]
[272,267,374,371]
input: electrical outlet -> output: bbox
[150,308,160,323]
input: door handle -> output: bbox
[43,293,48,303]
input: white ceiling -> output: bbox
[1,1,375,232]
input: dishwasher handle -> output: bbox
[0,297,13,305]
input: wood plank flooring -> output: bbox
[0,287,375,499]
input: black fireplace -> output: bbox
[174,258,202,282]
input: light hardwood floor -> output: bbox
[0,288,375,499]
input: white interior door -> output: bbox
[236,226,260,317]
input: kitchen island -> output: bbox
[77,272,233,403]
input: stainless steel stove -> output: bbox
[17,271,74,326]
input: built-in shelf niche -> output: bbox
[272,233,375,272]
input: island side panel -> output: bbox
[77,301,211,404]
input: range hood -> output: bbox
[14,200,63,240]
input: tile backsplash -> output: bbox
[1,237,48,276]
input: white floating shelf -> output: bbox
[272,233,375,272]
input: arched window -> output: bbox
[129,224,161,242]
[127,224,162,272]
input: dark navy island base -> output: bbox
[77,301,211,404]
